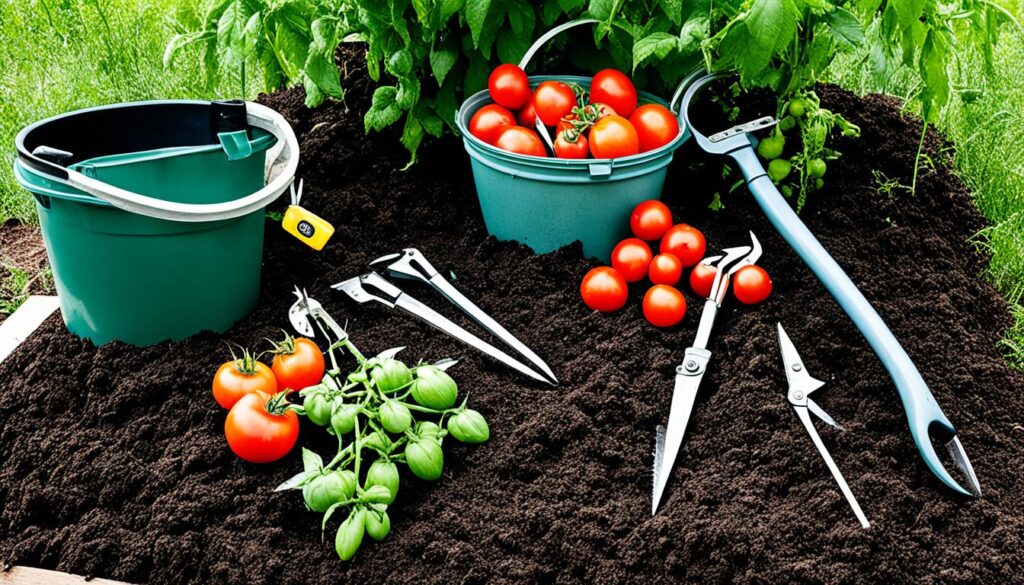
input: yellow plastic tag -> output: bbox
[283,204,334,251]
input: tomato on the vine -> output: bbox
[589,115,639,159]
[768,159,791,182]
[495,127,547,157]
[611,238,653,283]
[554,129,588,159]
[212,350,277,410]
[689,261,718,298]
[643,285,686,327]
[733,265,773,305]
[629,104,679,152]
[533,81,577,126]
[271,335,325,391]
[757,135,785,159]
[225,391,299,463]
[660,224,706,267]
[648,253,683,286]
[590,69,637,117]
[469,104,516,145]
[488,64,530,109]
[808,158,827,178]
[580,266,628,312]
[630,199,673,241]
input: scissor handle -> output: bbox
[728,145,972,497]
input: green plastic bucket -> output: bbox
[14,100,299,346]
[455,20,689,260]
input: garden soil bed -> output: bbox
[0,222,48,325]
[2,52,1023,584]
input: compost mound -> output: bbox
[2,52,1022,584]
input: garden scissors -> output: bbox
[652,232,761,514]
[675,70,981,498]
[778,323,869,528]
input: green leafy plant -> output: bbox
[275,336,489,562]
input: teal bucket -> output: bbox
[14,100,299,346]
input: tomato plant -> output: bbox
[225,391,299,463]
[660,224,706,268]
[589,69,637,117]
[488,64,530,109]
[533,81,578,126]
[733,265,773,305]
[589,115,639,159]
[643,285,686,328]
[469,104,516,145]
[648,254,682,286]
[212,348,277,410]
[495,127,546,157]
[271,335,326,391]
[629,104,679,153]
[580,266,628,313]
[630,200,673,241]
[611,238,654,283]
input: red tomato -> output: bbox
[660,224,706,267]
[590,69,638,117]
[611,238,653,282]
[629,104,680,152]
[589,115,639,159]
[643,285,686,327]
[469,104,516,145]
[533,81,577,126]
[733,265,773,305]
[225,391,299,463]
[648,253,683,286]
[689,261,719,298]
[516,97,537,127]
[271,336,326,391]
[495,126,547,157]
[488,64,530,109]
[588,102,617,120]
[554,129,588,159]
[580,266,628,312]
[630,200,673,240]
[212,355,278,410]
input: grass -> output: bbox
[0,0,250,224]
[827,15,1024,368]
[0,262,52,317]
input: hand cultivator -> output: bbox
[333,249,557,385]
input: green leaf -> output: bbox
[658,0,683,25]
[365,86,403,132]
[633,32,679,71]
[429,38,458,86]
[824,7,865,49]
[466,0,492,47]
[506,0,535,37]
[163,32,203,69]
[588,0,615,20]
[304,51,344,104]
[301,447,323,473]
[741,0,799,78]
[559,0,587,11]
[387,49,413,77]
[497,28,533,65]
[401,116,424,159]
[919,29,950,121]
[440,0,465,21]
[396,76,421,110]
[216,0,248,68]
[890,0,926,34]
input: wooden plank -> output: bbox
[0,566,132,585]
[0,295,59,364]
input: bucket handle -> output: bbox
[23,102,298,223]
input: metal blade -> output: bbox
[807,397,843,430]
[376,347,406,360]
[652,424,666,505]
[429,274,558,385]
[652,363,706,515]
[433,358,458,371]
[777,324,826,396]
[793,406,869,528]
[288,286,316,337]
[393,294,552,385]
[946,436,982,497]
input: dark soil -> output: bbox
[0,221,49,324]
[2,49,1023,584]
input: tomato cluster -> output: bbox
[580,200,774,327]
[471,65,680,160]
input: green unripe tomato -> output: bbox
[365,459,399,503]
[411,366,458,409]
[447,409,490,444]
[809,126,827,147]
[335,508,366,561]
[414,421,441,438]
[756,136,784,160]
[779,116,795,131]
[365,510,391,541]
[767,159,792,183]
[781,185,793,198]
[360,484,394,504]
[362,431,392,453]
[331,401,359,435]
[788,99,806,118]
[303,392,332,427]
[406,438,444,480]
[303,470,357,512]
[815,178,825,190]
[808,158,827,178]
[379,400,412,433]
[371,359,412,392]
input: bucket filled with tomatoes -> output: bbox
[455,19,688,260]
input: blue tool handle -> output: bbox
[729,146,970,496]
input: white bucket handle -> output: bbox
[518,18,601,70]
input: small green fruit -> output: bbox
[371,359,412,392]
[365,510,391,541]
[331,401,359,435]
[411,366,458,409]
[414,421,441,438]
[788,99,806,118]
[756,136,784,160]
[303,392,332,427]
[379,400,412,433]
[808,158,827,178]
[335,509,366,561]
[406,438,444,480]
[447,409,490,444]
[779,116,795,131]
[365,459,399,503]
[303,470,356,512]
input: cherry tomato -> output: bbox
[212,353,278,410]
[271,336,326,391]
[689,261,718,298]
[589,115,639,159]
[630,200,673,241]
[589,69,638,117]
[648,253,682,286]
[580,266,628,312]
[554,129,588,159]
[469,104,516,145]
[533,81,578,126]
[660,224,706,267]
[610,238,653,282]
[629,104,679,152]
[643,285,686,327]
[225,391,299,463]
[516,97,537,127]
[732,265,773,305]
[495,126,547,157]
[488,64,530,109]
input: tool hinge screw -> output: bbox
[794,391,804,400]
[684,360,699,373]
[792,364,802,372]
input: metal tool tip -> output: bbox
[946,436,982,497]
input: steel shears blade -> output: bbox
[652,232,762,515]
[777,323,869,528]
[370,248,557,384]
[332,271,553,385]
